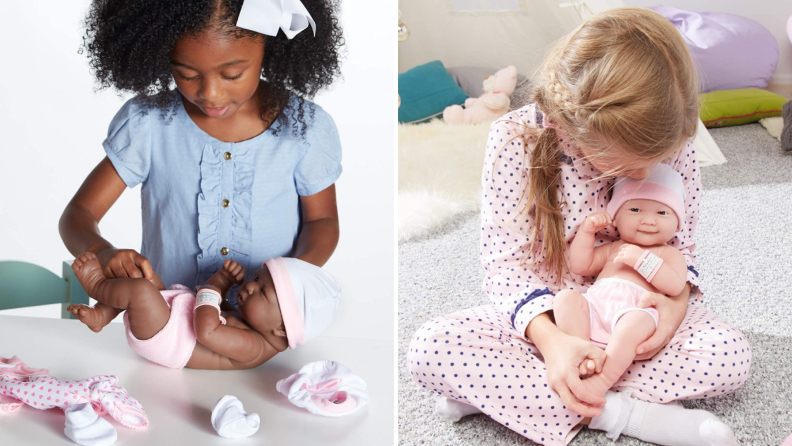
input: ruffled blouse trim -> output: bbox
[176,94,281,285]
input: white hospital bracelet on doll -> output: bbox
[634,250,664,283]
[196,288,227,325]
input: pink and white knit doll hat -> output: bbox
[263,257,341,349]
[607,163,686,231]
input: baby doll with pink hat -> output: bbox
[66,253,340,370]
[553,164,688,398]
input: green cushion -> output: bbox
[398,61,468,124]
[700,88,787,128]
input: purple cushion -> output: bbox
[651,6,778,93]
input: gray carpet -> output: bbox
[398,123,792,445]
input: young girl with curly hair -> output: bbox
[407,8,750,446]
[59,0,344,330]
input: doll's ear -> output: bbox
[273,327,288,338]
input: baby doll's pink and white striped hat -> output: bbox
[607,163,686,231]
[263,257,341,349]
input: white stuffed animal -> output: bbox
[443,66,518,125]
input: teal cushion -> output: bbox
[398,61,468,124]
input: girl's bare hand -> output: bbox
[96,247,154,281]
[634,291,686,360]
[542,331,608,417]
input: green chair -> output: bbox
[0,261,90,319]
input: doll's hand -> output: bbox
[613,244,644,268]
[96,247,154,281]
[220,259,246,285]
[580,212,612,235]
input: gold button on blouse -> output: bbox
[221,199,230,208]
[220,247,229,256]
[224,152,232,161]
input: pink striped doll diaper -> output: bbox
[123,284,198,369]
[584,278,659,348]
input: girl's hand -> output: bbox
[613,243,644,267]
[96,247,154,281]
[542,331,607,417]
[634,291,686,360]
[580,212,612,235]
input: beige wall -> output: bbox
[397,0,621,76]
[399,0,792,85]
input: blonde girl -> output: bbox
[407,8,749,446]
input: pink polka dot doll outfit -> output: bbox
[406,104,751,445]
[584,278,658,348]
[0,355,148,430]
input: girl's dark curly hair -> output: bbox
[81,0,344,138]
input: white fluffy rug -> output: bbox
[759,116,784,141]
[399,119,729,242]
[398,120,491,241]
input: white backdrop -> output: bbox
[0,0,396,342]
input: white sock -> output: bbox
[211,395,260,439]
[589,390,737,446]
[434,397,481,422]
[63,403,117,446]
[588,390,635,440]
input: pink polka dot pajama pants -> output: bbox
[407,300,751,445]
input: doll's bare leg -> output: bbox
[66,302,122,333]
[67,263,166,332]
[553,289,591,340]
[581,311,656,398]
[71,252,170,340]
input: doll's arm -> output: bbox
[645,247,688,296]
[570,212,613,276]
[193,307,276,365]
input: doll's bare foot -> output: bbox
[204,259,246,294]
[66,302,120,332]
[580,369,616,400]
[71,252,109,298]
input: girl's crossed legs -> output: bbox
[407,303,750,445]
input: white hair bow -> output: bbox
[236,0,317,39]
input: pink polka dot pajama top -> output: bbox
[406,103,752,445]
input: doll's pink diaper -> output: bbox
[123,285,197,369]
[584,278,659,348]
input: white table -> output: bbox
[0,315,394,445]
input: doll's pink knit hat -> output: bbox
[263,257,341,349]
[607,164,686,230]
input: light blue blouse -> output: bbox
[103,93,342,306]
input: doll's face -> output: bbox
[613,199,678,246]
[236,266,289,352]
[171,29,264,120]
